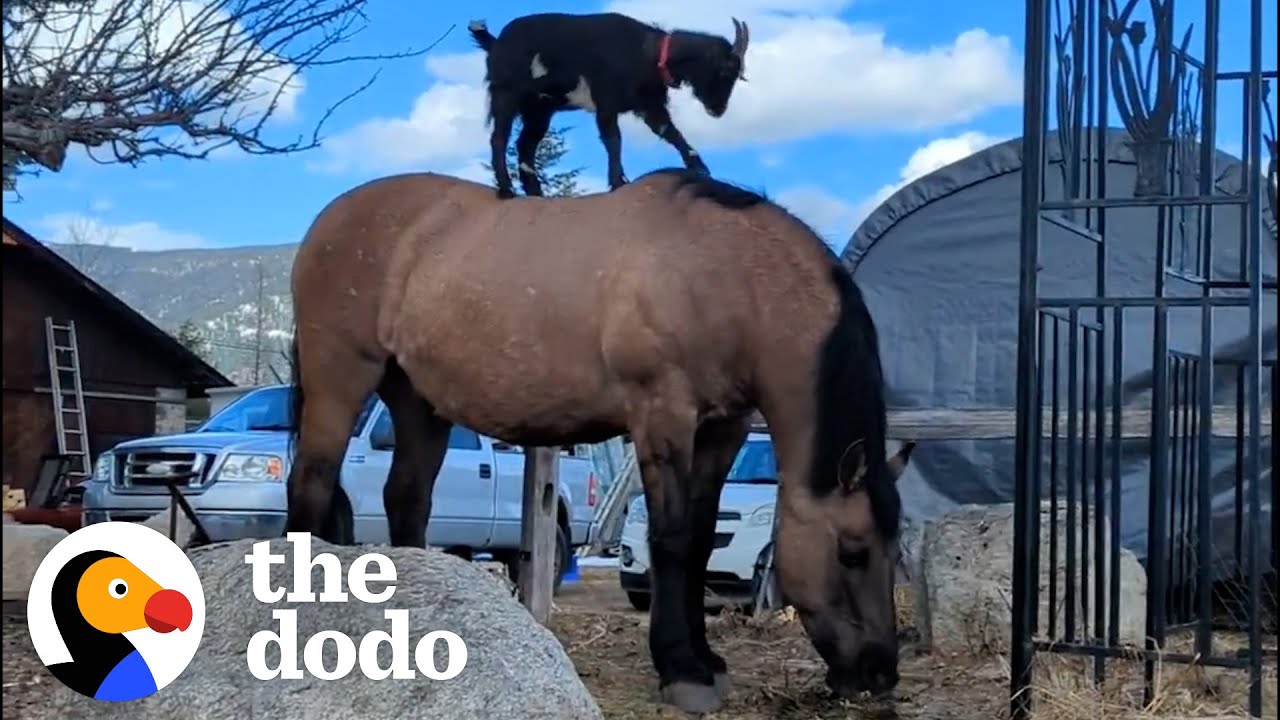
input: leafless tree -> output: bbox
[59,215,118,277]
[3,0,451,188]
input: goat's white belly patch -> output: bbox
[565,76,597,113]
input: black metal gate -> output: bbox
[1010,1,1276,718]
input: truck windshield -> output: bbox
[199,388,376,435]
[726,439,777,484]
[201,386,293,432]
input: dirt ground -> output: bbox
[4,568,1273,719]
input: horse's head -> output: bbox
[774,440,915,699]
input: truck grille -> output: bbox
[117,450,211,488]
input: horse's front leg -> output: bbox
[685,417,750,701]
[632,410,721,715]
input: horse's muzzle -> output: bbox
[825,642,900,699]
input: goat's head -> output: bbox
[677,18,750,118]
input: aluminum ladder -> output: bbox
[581,436,642,556]
[45,318,92,479]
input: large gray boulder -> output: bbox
[2,523,68,601]
[45,538,603,719]
[912,502,1147,656]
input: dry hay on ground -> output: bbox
[553,569,1279,720]
[1026,633,1278,720]
[1,565,1273,720]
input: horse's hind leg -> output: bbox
[685,416,750,701]
[285,347,384,545]
[377,361,452,547]
[629,387,721,715]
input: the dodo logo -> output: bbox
[26,521,205,702]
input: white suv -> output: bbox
[617,431,777,612]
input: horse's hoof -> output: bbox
[661,681,722,715]
[714,672,731,699]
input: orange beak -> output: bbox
[144,588,192,633]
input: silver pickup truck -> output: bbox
[80,383,600,588]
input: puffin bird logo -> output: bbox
[47,550,193,701]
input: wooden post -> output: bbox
[518,446,560,624]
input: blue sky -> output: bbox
[3,0,1274,256]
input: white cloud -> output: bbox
[35,212,212,251]
[6,0,304,126]
[607,1,1023,148]
[773,129,1006,251]
[316,0,1021,175]
[775,185,860,248]
[850,130,1006,222]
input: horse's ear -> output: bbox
[838,439,867,494]
[887,441,916,481]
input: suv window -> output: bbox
[370,411,482,450]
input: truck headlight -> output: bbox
[94,453,114,483]
[747,505,774,527]
[626,497,648,525]
[217,453,284,481]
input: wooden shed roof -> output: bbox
[2,217,235,393]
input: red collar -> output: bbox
[657,34,676,87]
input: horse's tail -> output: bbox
[467,19,496,51]
[812,263,900,534]
[287,332,303,464]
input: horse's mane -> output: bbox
[640,167,771,210]
[812,265,900,542]
[642,168,900,541]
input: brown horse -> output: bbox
[283,167,915,714]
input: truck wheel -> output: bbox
[627,591,651,611]
[505,522,572,595]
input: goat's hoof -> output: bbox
[496,187,517,200]
[661,681,723,715]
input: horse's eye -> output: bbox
[838,546,869,569]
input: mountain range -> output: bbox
[51,241,297,385]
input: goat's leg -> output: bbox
[514,106,554,197]
[642,107,708,176]
[488,93,519,199]
[595,110,628,190]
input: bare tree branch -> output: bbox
[58,214,118,277]
[3,0,452,185]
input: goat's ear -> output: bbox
[837,439,867,494]
[887,441,916,482]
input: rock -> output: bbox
[44,538,603,720]
[2,523,68,601]
[912,502,1147,656]
[139,505,199,548]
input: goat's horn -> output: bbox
[731,18,749,58]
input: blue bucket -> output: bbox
[563,554,580,583]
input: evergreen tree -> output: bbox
[175,319,210,362]
[483,125,587,197]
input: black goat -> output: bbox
[467,12,749,199]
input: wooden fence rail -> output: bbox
[748,406,1273,441]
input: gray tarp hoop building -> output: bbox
[839,127,1275,575]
